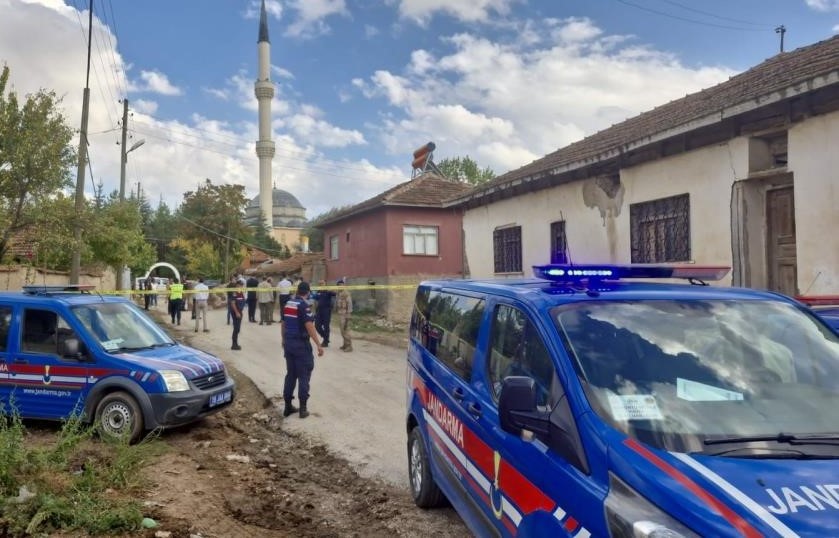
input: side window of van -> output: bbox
[488,305,560,409]
[413,289,485,381]
[22,309,77,356]
[0,306,11,352]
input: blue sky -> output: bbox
[2,0,839,219]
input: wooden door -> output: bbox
[766,186,797,296]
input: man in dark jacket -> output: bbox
[314,280,335,347]
[282,281,324,418]
[246,275,259,322]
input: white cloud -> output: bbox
[393,0,519,25]
[132,99,158,115]
[364,24,380,38]
[284,0,348,38]
[243,0,283,20]
[286,115,366,147]
[805,0,839,11]
[834,23,839,32]
[129,70,183,96]
[356,17,734,175]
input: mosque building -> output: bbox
[251,0,307,252]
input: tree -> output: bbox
[304,205,354,253]
[176,179,252,277]
[436,156,495,185]
[0,66,76,262]
[86,199,156,282]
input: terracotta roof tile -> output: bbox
[317,172,472,226]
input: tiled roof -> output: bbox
[316,172,473,227]
[251,252,324,275]
[448,34,839,206]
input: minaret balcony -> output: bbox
[255,140,275,158]
[254,80,275,99]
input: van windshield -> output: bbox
[555,300,839,453]
[71,302,174,352]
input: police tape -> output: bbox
[98,283,420,296]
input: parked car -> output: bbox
[407,263,839,537]
[0,285,234,441]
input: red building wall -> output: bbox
[321,206,464,282]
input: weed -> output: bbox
[0,411,163,536]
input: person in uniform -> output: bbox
[336,278,353,352]
[281,281,324,419]
[168,278,184,325]
[229,281,245,350]
[143,278,153,310]
[246,275,259,323]
[315,279,336,347]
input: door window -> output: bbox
[0,306,11,352]
[22,309,76,356]
[487,304,560,409]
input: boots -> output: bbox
[231,341,241,350]
[283,401,298,417]
[298,404,309,419]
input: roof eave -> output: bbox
[446,68,839,208]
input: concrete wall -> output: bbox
[384,207,464,277]
[788,109,839,295]
[0,265,116,292]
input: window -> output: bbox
[403,225,439,255]
[487,305,559,409]
[22,309,76,356]
[0,306,11,352]
[630,194,690,263]
[330,235,339,260]
[550,220,568,264]
[412,289,485,382]
[493,225,522,273]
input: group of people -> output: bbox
[155,272,353,421]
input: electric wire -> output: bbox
[103,0,129,97]
[176,214,290,256]
[615,0,773,31]
[656,0,773,28]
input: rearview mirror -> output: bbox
[499,376,549,436]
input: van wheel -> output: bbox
[408,426,445,508]
[95,391,144,443]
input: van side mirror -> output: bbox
[499,376,549,436]
[59,337,81,359]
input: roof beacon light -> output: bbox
[533,264,730,282]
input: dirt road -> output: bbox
[138,302,466,537]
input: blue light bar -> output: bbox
[533,264,730,282]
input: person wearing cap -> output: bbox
[335,278,353,352]
[281,281,324,419]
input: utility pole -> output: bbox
[775,25,786,54]
[70,0,93,284]
[119,99,129,201]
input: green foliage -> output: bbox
[176,179,251,275]
[435,156,495,185]
[86,199,157,278]
[170,238,221,279]
[0,410,162,536]
[305,205,354,253]
[0,65,76,263]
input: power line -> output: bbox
[176,214,290,256]
[103,0,129,96]
[615,0,772,31]
[656,0,772,28]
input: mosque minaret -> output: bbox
[254,0,275,230]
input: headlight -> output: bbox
[160,370,190,392]
[605,472,699,538]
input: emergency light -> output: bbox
[533,264,730,282]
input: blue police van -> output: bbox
[406,264,839,537]
[0,285,234,441]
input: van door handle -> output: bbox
[13,358,27,364]
[452,387,465,401]
[467,403,482,419]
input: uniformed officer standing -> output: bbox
[281,281,324,419]
[168,278,184,325]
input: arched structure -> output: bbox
[142,262,181,283]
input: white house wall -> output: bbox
[464,138,752,283]
[787,109,839,294]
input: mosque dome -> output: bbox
[244,188,307,228]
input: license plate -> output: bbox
[209,390,232,407]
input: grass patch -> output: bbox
[0,411,163,536]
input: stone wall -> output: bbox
[0,265,116,292]
[347,273,462,323]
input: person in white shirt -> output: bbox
[278,274,292,323]
[193,278,210,333]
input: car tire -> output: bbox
[95,391,144,443]
[408,426,445,508]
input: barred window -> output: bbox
[630,194,690,263]
[403,225,438,255]
[550,221,568,264]
[330,235,339,260]
[493,226,522,273]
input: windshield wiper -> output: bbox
[705,433,839,446]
